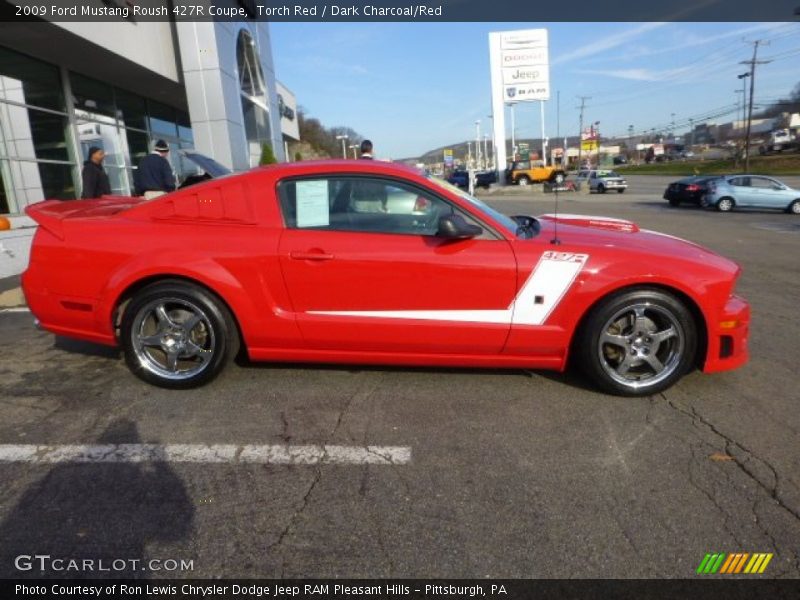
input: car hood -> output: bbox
[535,214,739,274]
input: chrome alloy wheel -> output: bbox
[597,302,684,390]
[130,297,215,381]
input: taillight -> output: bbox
[414,196,431,212]
[686,184,700,192]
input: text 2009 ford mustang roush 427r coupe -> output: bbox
[22,160,749,396]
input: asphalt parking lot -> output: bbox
[1,175,799,579]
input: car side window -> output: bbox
[729,177,750,187]
[749,177,780,190]
[277,176,485,237]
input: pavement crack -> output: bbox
[660,393,800,525]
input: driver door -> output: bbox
[276,175,518,355]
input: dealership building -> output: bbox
[0,6,298,215]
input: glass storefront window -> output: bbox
[70,73,115,118]
[0,46,65,111]
[37,162,76,200]
[0,160,10,213]
[124,129,150,167]
[149,101,178,138]
[0,102,71,162]
[115,88,148,131]
[177,111,193,145]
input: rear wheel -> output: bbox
[575,288,697,396]
[121,281,239,388]
[617,188,626,194]
[787,200,800,215]
[553,172,565,184]
[716,197,735,212]
[517,175,531,186]
[668,198,680,207]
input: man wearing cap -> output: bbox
[81,146,111,199]
[133,139,176,199]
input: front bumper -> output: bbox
[702,294,750,373]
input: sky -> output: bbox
[269,22,800,159]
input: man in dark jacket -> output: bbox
[133,139,176,198]
[80,146,111,199]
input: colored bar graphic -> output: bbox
[744,554,761,573]
[720,553,736,574]
[711,553,726,574]
[698,552,773,575]
[696,554,712,574]
[735,553,749,573]
[758,554,773,573]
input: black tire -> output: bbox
[575,288,697,397]
[668,198,680,207]
[597,184,606,194]
[786,199,800,215]
[617,188,626,194]
[517,175,531,186]
[552,172,565,184]
[121,280,239,389]
[716,197,735,212]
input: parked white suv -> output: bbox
[576,169,628,193]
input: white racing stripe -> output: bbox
[310,251,589,326]
[0,444,411,465]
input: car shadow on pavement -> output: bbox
[0,418,194,579]
[54,335,120,359]
[236,359,602,393]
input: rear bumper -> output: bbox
[21,268,117,347]
[702,294,750,373]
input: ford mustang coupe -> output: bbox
[22,160,749,396]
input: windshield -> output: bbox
[598,170,621,178]
[427,175,521,236]
[182,152,232,178]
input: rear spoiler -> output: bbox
[25,196,145,240]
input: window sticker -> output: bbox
[296,180,330,227]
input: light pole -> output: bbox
[348,144,358,159]
[508,102,517,160]
[594,121,600,166]
[483,134,490,170]
[474,120,482,170]
[335,134,348,159]
[688,119,694,147]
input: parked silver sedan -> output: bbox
[703,175,800,214]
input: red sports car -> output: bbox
[22,160,749,396]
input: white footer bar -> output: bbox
[0,444,411,465]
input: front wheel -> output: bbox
[787,200,800,215]
[121,281,239,388]
[575,289,697,396]
[597,184,606,194]
[617,188,626,194]
[517,175,531,186]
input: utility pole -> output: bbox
[577,95,591,169]
[740,40,771,171]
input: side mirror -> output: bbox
[437,214,482,239]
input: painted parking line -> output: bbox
[0,444,411,465]
[0,307,30,313]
